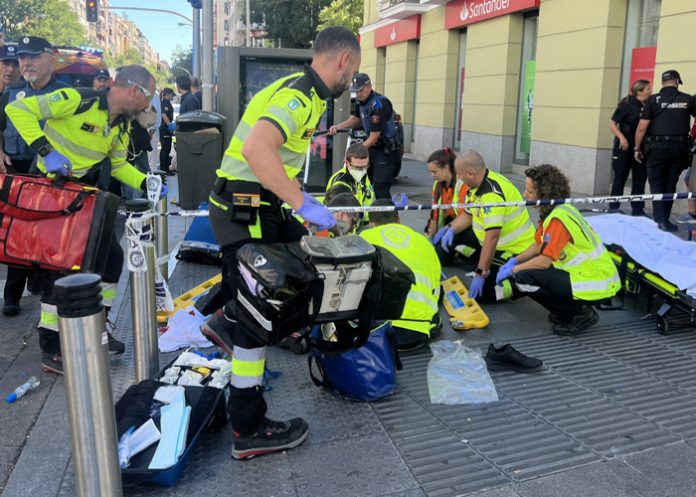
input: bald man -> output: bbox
[432,150,535,302]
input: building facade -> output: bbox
[216,0,269,48]
[360,0,696,194]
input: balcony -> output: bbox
[419,0,450,5]
[378,0,433,20]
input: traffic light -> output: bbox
[86,0,98,23]
[188,0,202,9]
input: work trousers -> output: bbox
[609,148,647,212]
[209,197,308,435]
[38,231,123,354]
[368,147,398,199]
[646,142,690,223]
[511,267,585,318]
[159,134,173,170]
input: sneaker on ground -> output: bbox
[484,344,543,373]
[2,301,20,317]
[107,332,125,355]
[231,417,309,460]
[675,213,696,224]
[41,353,63,375]
[552,305,599,336]
[200,309,236,357]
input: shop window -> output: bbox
[513,13,538,165]
[620,0,661,96]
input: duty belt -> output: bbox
[647,135,689,143]
[213,177,281,206]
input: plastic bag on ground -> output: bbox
[427,340,498,404]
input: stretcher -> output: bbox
[157,274,222,323]
[608,247,696,335]
[441,276,489,330]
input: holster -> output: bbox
[210,178,279,225]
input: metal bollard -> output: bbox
[54,273,123,497]
[153,171,169,282]
[126,199,160,382]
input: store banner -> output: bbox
[629,46,657,90]
[445,0,540,29]
[374,16,421,48]
[520,60,535,155]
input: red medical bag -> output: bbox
[0,174,119,274]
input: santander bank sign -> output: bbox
[445,0,540,29]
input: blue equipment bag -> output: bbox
[308,321,401,401]
[176,201,221,266]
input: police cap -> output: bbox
[16,36,53,56]
[661,69,683,85]
[0,44,18,62]
[351,72,371,92]
[94,69,110,80]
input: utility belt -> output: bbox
[376,134,400,155]
[645,135,689,145]
[210,177,281,225]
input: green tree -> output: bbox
[256,0,332,48]
[27,0,88,46]
[105,47,143,68]
[317,0,363,34]
[0,0,43,41]
[169,45,192,77]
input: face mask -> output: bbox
[136,105,157,128]
[348,167,367,183]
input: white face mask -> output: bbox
[348,167,367,183]
[136,105,157,128]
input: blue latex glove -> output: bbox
[159,184,168,199]
[495,256,518,286]
[296,192,336,231]
[391,193,408,208]
[167,122,176,132]
[432,226,454,252]
[44,150,72,176]
[468,276,486,299]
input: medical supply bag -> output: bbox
[0,174,118,274]
[308,321,400,401]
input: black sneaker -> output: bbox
[485,344,543,373]
[277,332,309,355]
[107,332,125,355]
[552,305,599,336]
[2,301,20,316]
[548,313,570,325]
[657,221,679,232]
[231,417,309,460]
[200,309,236,357]
[41,353,64,375]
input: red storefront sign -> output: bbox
[374,16,421,48]
[445,0,540,29]
[629,46,657,90]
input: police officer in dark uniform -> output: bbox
[330,73,399,199]
[0,36,69,316]
[635,69,696,231]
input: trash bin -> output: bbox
[175,111,227,210]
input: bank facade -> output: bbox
[359,0,695,194]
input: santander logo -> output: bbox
[459,0,512,24]
[390,26,397,41]
[459,2,469,21]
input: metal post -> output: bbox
[201,0,214,111]
[245,0,251,47]
[127,200,159,382]
[192,9,201,77]
[54,273,122,497]
[153,172,169,282]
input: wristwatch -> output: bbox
[37,143,54,157]
[475,267,489,277]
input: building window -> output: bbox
[224,20,230,32]
[620,0,661,95]
[224,2,230,15]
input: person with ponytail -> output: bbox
[425,147,469,265]
[608,79,651,215]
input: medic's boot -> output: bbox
[231,417,309,460]
[200,308,236,356]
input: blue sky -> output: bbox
[109,0,194,63]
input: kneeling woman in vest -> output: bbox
[495,164,620,336]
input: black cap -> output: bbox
[662,69,683,85]
[16,36,53,56]
[0,44,18,62]
[94,69,110,80]
[351,72,371,92]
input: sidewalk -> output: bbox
[1,158,695,497]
